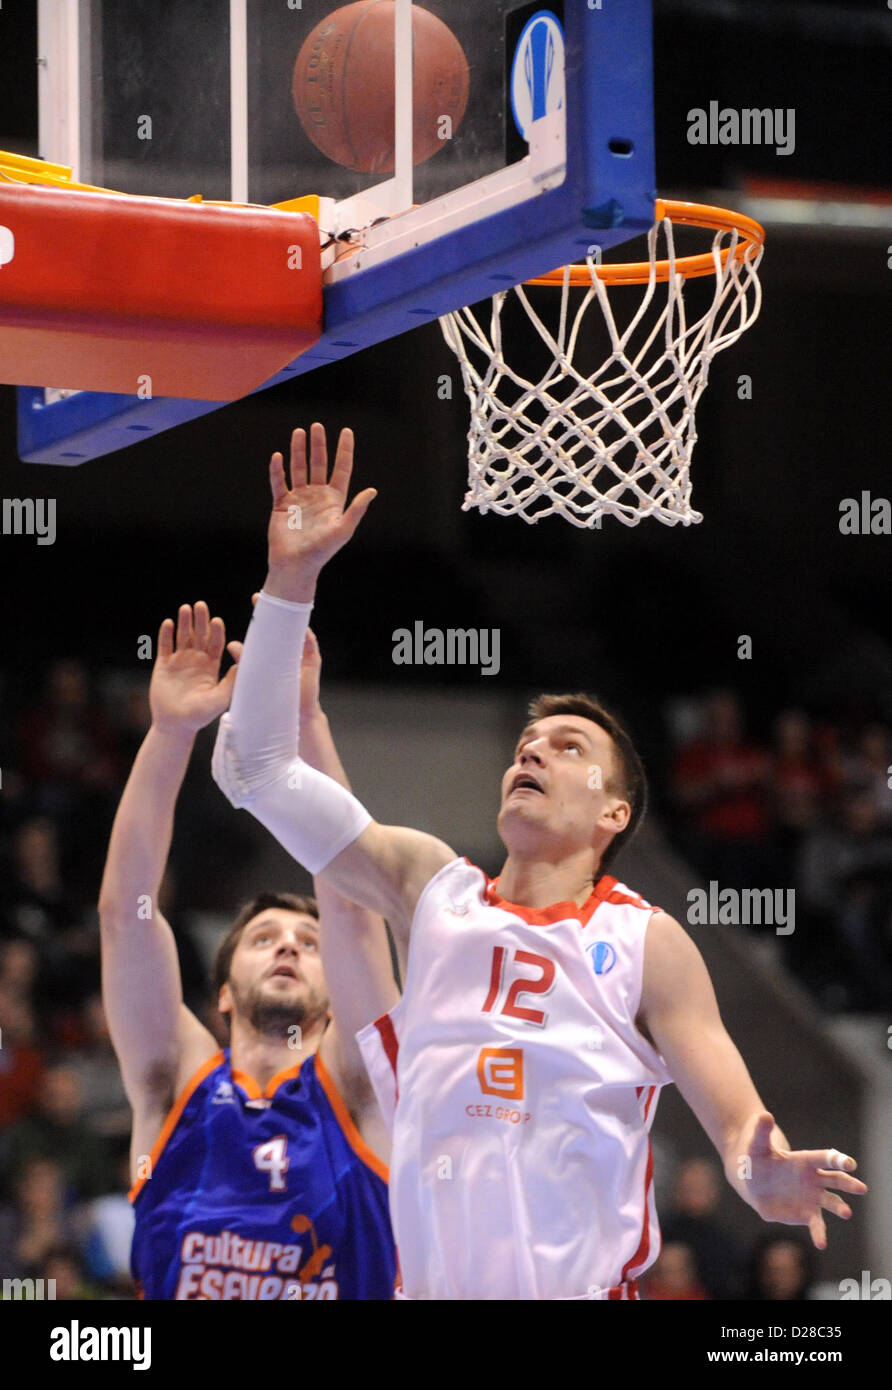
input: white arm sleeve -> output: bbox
[212,590,372,875]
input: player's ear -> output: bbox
[599,796,630,836]
[218,982,233,1017]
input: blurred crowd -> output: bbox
[0,659,232,1299]
[0,661,882,1298]
[668,690,892,1012]
[642,1157,823,1302]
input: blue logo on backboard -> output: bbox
[587,941,617,976]
[511,11,566,142]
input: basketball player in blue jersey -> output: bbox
[98,601,397,1299]
[211,422,868,1301]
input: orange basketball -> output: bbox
[293,1,469,174]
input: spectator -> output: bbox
[796,789,892,1009]
[114,685,152,770]
[39,1244,103,1300]
[642,1242,707,1300]
[4,817,99,1011]
[4,816,73,941]
[845,723,892,827]
[0,1157,81,1277]
[18,659,121,794]
[661,1157,745,1299]
[0,987,45,1128]
[744,1233,817,1301]
[0,936,40,1002]
[672,690,773,888]
[770,709,835,878]
[1,1064,114,1201]
[81,1152,136,1296]
[17,659,122,898]
[66,994,131,1141]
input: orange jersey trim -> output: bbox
[481,868,623,927]
[313,1050,389,1186]
[604,885,660,914]
[230,1054,308,1100]
[129,1050,224,1203]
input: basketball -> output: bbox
[292,0,469,174]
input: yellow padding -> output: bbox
[0,151,321,222]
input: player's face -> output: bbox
[221,909,329,1038]
[498,715,630,859]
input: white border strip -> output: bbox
[393,0,413,216]
[37,0,82,176]
[230,0,249,203]
[326,109,566,283]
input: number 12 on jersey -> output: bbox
[481,946,555,1027]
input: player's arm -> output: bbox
[292,624,399,1103]
[99,604,239,1141]
[212,424,456,948]
[637,911,868,1250]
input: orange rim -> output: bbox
[526,199,765,287]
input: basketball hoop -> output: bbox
[439,199,765,529]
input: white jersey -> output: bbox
[357,857,674,1301]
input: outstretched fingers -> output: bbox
[176,604,193,651]
[330,427,355,499]
[193,600,210,648]
[815,1169,867,1196]
[820,1191,852,1221]
[308,421,328,487]
[207,615,226,664]
[157,617,175,661]
[270,448,291,506]
[821,1148,857,1173]
[289,426,308,490]
[808,1211,828,1251]
[342,486,378,538]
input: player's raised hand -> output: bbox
[150,602,239,735]
[737,1112,867,1250]
[266,424,376,601]
[230,597,322,721]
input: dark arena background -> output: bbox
[0,0,890,1357]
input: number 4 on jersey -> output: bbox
[253,1135,290,1191]
[482,946,555,1027]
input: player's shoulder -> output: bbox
[600,876,657,914]
[173,1006,225,1096]
[641,908,709,994]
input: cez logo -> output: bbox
[587,941,616,976]
[477,1047,524,1100]
[511,11,565,141]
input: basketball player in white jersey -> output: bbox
[212,423,867,1300]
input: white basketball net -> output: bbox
[439,210,763,528]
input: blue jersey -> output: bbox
[130,1048,395,1300]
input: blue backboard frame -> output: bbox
[18,0,655,465]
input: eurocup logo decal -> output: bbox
[511,11,565,142]
[587,941,617,976]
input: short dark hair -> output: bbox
[212,892,319,996]
[525,692,648,872]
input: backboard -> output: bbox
[15,0,655,464]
